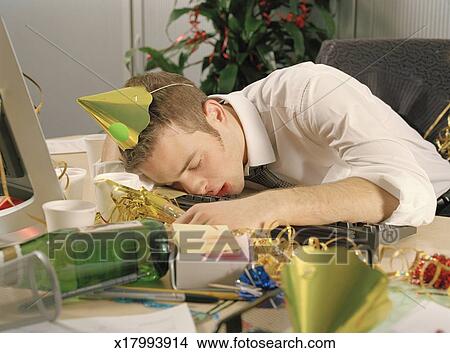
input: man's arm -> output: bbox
[299,71,437,226]
[175,177,399,229]
[260,176,399,225]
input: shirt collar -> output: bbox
[209,92,276,174]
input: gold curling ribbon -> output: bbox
[423,102,450,160]
[53,160,70,192]
[23,73,44,115]
[235,220,366,282]
[232,221,299,282]
[0,150,14,209]
[377,244,450,298]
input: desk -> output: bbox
[57,216,450,333]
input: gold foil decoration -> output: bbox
[101,179,184,224]
[233,223,299,282]
[377,245,450,299]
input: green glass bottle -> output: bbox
[3,219,170,297]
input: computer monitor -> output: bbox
[0,17,63,246]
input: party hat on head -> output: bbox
[77,86,151,150]
[77,83,194,150]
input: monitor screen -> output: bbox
[0,93,33,202]
[0,17,63,245]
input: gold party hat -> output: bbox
[77,83,194,150]
[77,87,152,150]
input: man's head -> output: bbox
[121,71,247,196]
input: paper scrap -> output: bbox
[391,301,450,333]
[6,303,196,333]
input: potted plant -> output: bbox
[126,0,335,94]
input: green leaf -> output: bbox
[145,59,159,71]
[219,0,231,12]
[283,22,305,59]
[218,63,238,92]
[237,53,248,65]
[200,74,217,95]
[240,64,264,83]
[124,49,134,72]
[309,5,335,38]
[289,0,299,14]
[178,52,189,69]
[256,44,276,71]
[227,35,239,55]
[228,15,241,33]
[245,17,263,40]
[199,5,221,24]
[318,6,335,38]
[167,7,192,28]
[139,47,182,74]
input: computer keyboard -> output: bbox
[174,192,417,264]
[175,193,237,210]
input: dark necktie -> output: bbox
[245,165,295,189]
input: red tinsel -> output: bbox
[410,253,450,290]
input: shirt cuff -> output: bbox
[322,165,436,226]
[350,171,436,227]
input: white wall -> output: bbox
[336,0,450,39]
[0,0,131,138]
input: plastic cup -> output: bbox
[0,251,62,331]
[54,167,87,200]
[94,172,140,190]
[92,160,125,178]
[83,134,106,177]
[93,172,141,222]
[42,200,96,232]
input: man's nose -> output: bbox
[181,178,207,195]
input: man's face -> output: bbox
[138,103,246,196]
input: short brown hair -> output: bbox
[120,71,220,172]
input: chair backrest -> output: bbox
[316,39,450,143]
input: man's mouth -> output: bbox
[216,182,230,197]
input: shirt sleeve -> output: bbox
[300,71,436,226]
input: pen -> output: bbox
[83,289,219,303]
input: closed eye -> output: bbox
[189,157,202,171]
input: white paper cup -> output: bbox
[94,172,140,189]
[42,200,96,232]
[92,160,125,178]
[83,134,106,177]
[93,172,141,222]
[54,167,87,200]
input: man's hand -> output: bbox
[174,194,276,230]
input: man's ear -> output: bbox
[203,99,226,125]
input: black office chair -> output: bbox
[316,39,450,216]
[316,39,450,144]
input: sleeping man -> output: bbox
[82,62,450,229]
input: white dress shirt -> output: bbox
[210,62,450,226]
